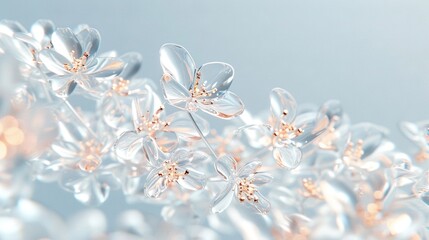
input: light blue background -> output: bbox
[1,0,428,227]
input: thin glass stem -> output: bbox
[63,100,98,139]
[187,111,218,159]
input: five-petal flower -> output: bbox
[160,43,244,119]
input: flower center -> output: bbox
[157,160,189,184]
[64,51,89,73]
[136,106,170,136]
[237,177,259,203]
[111,77,130,96]
[272,110,303,142]
[78,139,102,172]
[190,71,217,100]
[302,178,323,199]
[343,139,364,165]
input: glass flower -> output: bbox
[143,138,207,198]
[114,90,209,161]
[159,43,244,119]
[39,27,124,97]
[0,19,55,68]
[235,88,329,169]
[50,120,120,205]
[211,155,272,214]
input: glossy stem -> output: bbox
[187,111,218,159]
[63,100,98,139]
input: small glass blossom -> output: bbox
[114,90,209,161]
[50,120,120,205]
[212,155,272,214]
[160,43,244,119]
[236,88,329,169]
[39,27,124,97]
[142,138,207,198]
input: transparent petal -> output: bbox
[143,137,160,167]
[247,191,270,214]
[39,49,71,75]
[74,176,111,206]
[238,160,262,178]
[270,88,297,126]
[215,155,236,179]
[31,19,55,47]
[0,20,26,36]
[131,90,163,130]
[119,52,143,80]
[154,131,178,153]
[165,111,209,141]
[59,169,87,193]
[211,181,235,213]
[76,76,102,95]
[14,32,40,51]
[0,35,35,67]
[161,76,190,110]
[293,112,329,147]
[273,146,302,169]
[318,99,344,127]
[144,168,168,198]
[250,173,272,186]
[76,28,100,62]
[51,142,79,159]
[172,148,193,166]
[87,57,124,78]
[198,91,244,119]
[51,28,82,62]
[350,123,387,159]
[400,121,427,147]
[234,124,273,149]
[196,62,234,98]
[49,75,77,98]
[160,43,195,89]
[177,168,206,191]
[114,131,143,162]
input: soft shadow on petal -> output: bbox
[87,57,124,78]
[211,181,235,213]
[172,148,193,166]
[215,155,236,179]
[247,191,270,214]
[197,62,234,98]
[177,168,206,191]
[198,91,244,119]
[39,49,71,75]
[160,43,195,89]
[119,52,143,80]
[51,28,82,62]
[144,169,168,198]
[238,160,262,178]
[114,131,143,162]
[270,88,297,126]
[273,146,301,169]
[161,76,190,110]
[76,28,100,62]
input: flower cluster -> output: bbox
[0,20,428,240]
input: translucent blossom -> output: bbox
[142,138,207,198]
[160,43,244,119]
[114,91,209,162]
[39,27,124,98]
[50,121,120,205]
[0,19,55,67]
[235,88,329,169]
[212,155,272,214]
